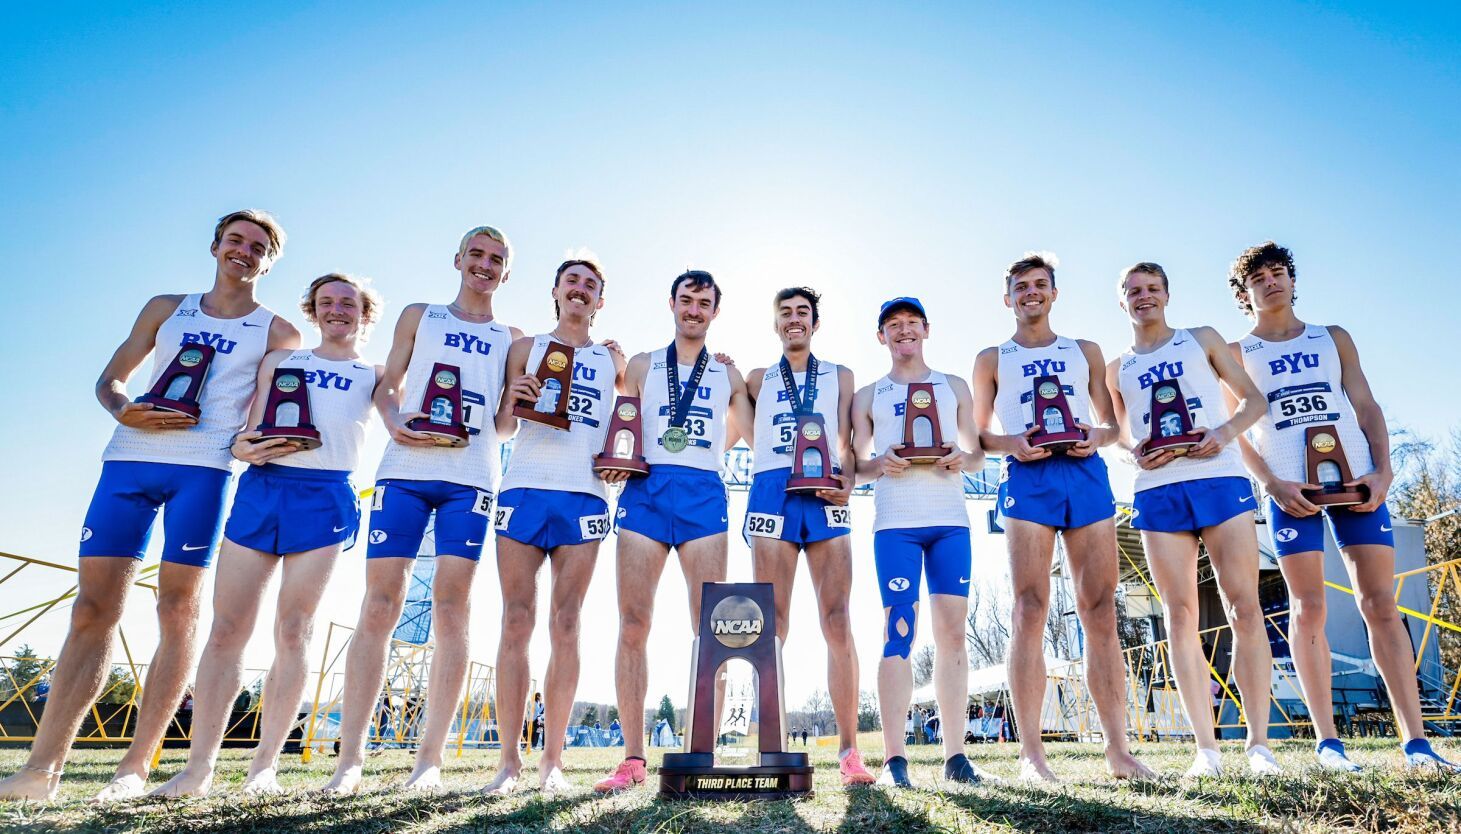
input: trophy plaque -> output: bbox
[406,362,469,447]
[1141,378,1201,456]
[593,396,649,476]
[660,582,813,799]
[786,414,840,493]
[1028,375,1085,451]
[513,340,574,430]
[251,367,322,450]
[1302,426,1368,507]
[136,343,216,419]
[899,382,947,463]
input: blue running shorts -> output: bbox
[873,526,973,606]
[1131,476,1256,533]
[224,463,359,555]
[743,468,851,547]
[615,465,729,547]
[1268,499,1394,557]
[80,460,232,567]
[997,454,1116,531]
[366,478,493,560]
[495,488,610,551]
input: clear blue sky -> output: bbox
[2,2,1457,705]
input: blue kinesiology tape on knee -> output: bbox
[883,603,916,659]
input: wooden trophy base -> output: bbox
[659,751,813,800]
[898,445,947,464]
[786,475,841,493]
[406,417,469,447]
[254,425,323,451]
[1031,430,1085,453]
[1303,484,1369,508]
[593,455,649,476]
[136,394,201,420]
[513,404,571,430]
[1143,434,1200,457]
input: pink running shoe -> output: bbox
[840,749,876,786]
[593,757,647,793]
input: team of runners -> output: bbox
[0,211,1454,802]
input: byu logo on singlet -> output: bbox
[180,331,237,354]
[1021,358,1066,377]
[1137,361,1185,389]
[443,332,493,355]
[303,369,353,391]
[775,383,813,404]
[679,384,712,400]
[1268,352,1320,376]
[572,364,598,382]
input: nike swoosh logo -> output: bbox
[333,525,348,532]
[1240,495,1254,503]
[1056,345,1072,350]
[1379,525,1392,532]
[353,364,371,371]
[1173,340,1187,346]
[1307,333,1324,339]
[958,577,970,584]
[242,321,264,327]
[180,544,207,551]
[465,540,482,546]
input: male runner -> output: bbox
[971,252,1151,783]
[482,258,625,795]
[851,297,985,787]
[152,273,384,796]
[744,287,875,786]
[1230,241,1457,772]
[1106,262,1278,777]
[594,270,752,793]
[0,210,299,801]
[321,226,519,794]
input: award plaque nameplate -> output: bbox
[1028,375,1086,451]
[252,367,322,450]
[136,343,216,420]
[406,362,469,447]
[1141,378,1201,456]
[659,582,813,799]
[514,340,574,430]
[1302,425,1368,507]
[593,396,650,476]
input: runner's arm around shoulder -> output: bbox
[97,294,185,427]
[494,336,538,439]
[1194,325,1263,442]
[946,376,986,473]
[607,340,629,393]
[725,364,753,449]
[1330,324,1392,510]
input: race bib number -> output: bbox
[493,505,514,531]
[1268,382,1338,430]
[744,513,783,539]
[824,506,852,528]
[372,485,385,511]
[473,490,493,516]
[579,514,611,540]
[461,389,487,433]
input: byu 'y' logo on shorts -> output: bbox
[1276,527,1298,543]
[1003,496,1015,509]
[369,530,388,544]
[80,527,93,542]
[887,577,911,592]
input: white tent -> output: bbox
[910,655,1071,705]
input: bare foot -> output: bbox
[539,765,571,794]
[403,764,442,792]
[1018,757,1059,784]
[481,767,521,796]
[320,763,363,796]
[149,766,213,799]
[241,767,285,795]
[0,767,61,802]
[1107,750,1157,780]
[92,772,147,803]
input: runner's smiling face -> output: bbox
[775,296,818,350]
[313,280,364,341]
[877,310,928,359]
[454,234,509,295]
[1005,267,1057,323]
[1243,263,1296,315]
[553,264,604,321]
[1120,271,1167,326]
[671,283,719,339]
[210,219,274,282]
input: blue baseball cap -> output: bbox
[878,296,927,327]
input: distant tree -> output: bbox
[2,644,51,703]
[656,694,677,732]
[97,666,138,705]
[911,645,936,687]
[966,580,1011,667]
[1392,428,1461,672]
[607,705,619,723]
[857,690,881,732]
[580,705,599,726]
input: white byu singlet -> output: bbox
[640,346,731,471]
[500,336,617,499]
[375,306,512,493]
[869,372,969,532]
[1239,323,1375,484]
[270,351,376,473]
[752,358,841,474]
[992,335,1093,439]
[1116,329,1246,491]
[103,293,274,471]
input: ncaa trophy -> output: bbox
[136,343,216,419]
[660,582,813,799]
[1028,375,1085,451]
[406,362,469,447]
[513,340,574,430]
[593,396,649,476]
[251,367,322,450]
[1302,426,1368,507]
[899,382,947,463]
[786,414,840,493]
[1141,378,1201,456]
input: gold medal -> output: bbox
[663,426,689,453]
